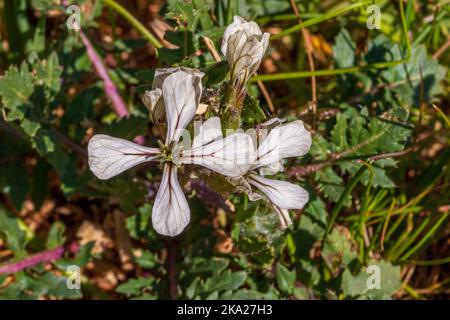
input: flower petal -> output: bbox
[163,70,204,144]
[152,164,190,237]
[181,132,256,177]
[142,88,164,123]
[258,160,284,175]
[88,134,160,180]
[247,174,309,209]
[255,120,311,169]
[192,117,223,149]
[273,205,293,229]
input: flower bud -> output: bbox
[142,67,204,123]
[221,16,270,90]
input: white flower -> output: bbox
[142,67,204,124]
[221,16,270,89]
[234,120,312,229]
[89,69,255,237]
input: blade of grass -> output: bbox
[380,199,396,251]
[384,213,408,244]
[253,0,411,82]
[401,257,450,266]
[256,13,320,24]
[323,165,368,238]
[103,0,162,50]
[399,213,449,261]
[432,104,450,127]
[388,215,432,261]
[272,1,373,39]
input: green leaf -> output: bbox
[166,0,209,31]
[321,226,358,273]
[190,257,229,274]
[46,222,66,249]
[33,128,56,156]
[204,61,229,86]
[36,51,62,95]
[0,162,29,210]
[294,198,328,259]
[201,270,247,293]
[333,28,356,68]
[20,115,41,137]
[276,263,296,295]
[16,272,82,299]
[0,207,28,258]
[241,94,267,127]
[331,113,349,151]
[29,16,46,54]
[0,63,34,111]
[135,251,158,269]
[342,260,401,299]
[126,204,158,241]
[116,277,154,296]
[220,288,274,300]
[382,45,446,105]
[105,115,148,140]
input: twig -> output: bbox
[203,36,221,63]
[366,148,414,161]
[257,80,275,114]
[432,36,450,60]
[288,148,414,178]
[289,0,317,125]
[53,129,88,159]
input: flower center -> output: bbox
[158,140,183,166]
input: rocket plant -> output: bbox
[87,16,312,236]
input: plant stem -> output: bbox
[165,238,178,300]
[80,31,129,118]
[0,247,64,274]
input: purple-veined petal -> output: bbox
[181,132,256,177]
[255,120,311,169]
[272,205,293,229]
[88,134,160,180]
[163,70,204,144]
[192,117,223,149]
[152,164,190,237]
[247,174,309,210]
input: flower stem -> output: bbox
[220,84,245,131]
[165,238,178,300]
